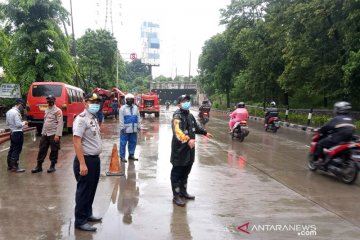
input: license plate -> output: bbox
[241,126,248,129]
[39,105,48,111]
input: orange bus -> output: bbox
[26,82,85,134]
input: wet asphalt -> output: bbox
[0,106,360,240]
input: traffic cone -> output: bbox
[106,144,124,176]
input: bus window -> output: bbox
[32,85,62,97]
[77,91,83,102]
[67,88,72,104]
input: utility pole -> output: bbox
[69,0,79,86]
[188,51,191,81]
[116,50,119,88]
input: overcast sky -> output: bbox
[61,0,230,78]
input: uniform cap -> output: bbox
[84,93,101,102]
[176,94,191,104]
[46,95,56,101]
[15,98,25,105]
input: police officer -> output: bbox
[170,95,213,207]
[6,98,27,173]
[31,95,63,173]
[119,93,141,163]
[73,93,103,232]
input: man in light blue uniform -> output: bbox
[6,98,27,172]
[119,93,140,163]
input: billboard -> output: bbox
[0,84,21,98]
[141,21,160,66]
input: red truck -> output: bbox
[138,92,160,117]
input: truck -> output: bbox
[138,92,160,117]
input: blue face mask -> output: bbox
[181,101,191,110]
[88,103,100,114]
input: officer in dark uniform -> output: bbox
[73,93,103,232]
[170,95,213,207]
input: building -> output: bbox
[141,21,160,68]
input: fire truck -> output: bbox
[138,92,160,117]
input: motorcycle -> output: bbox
[308,131,360,184]
[166,103,170,110]
[265,117,280,133]
[231,120,249,142]
[199,112,209,127]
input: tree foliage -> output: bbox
[198,0,360,109]
[0,0,75,93]
[76,29,119,91]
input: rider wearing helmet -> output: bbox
[229,102,249,132]
[315,101,356,164]
[199,99,211,119]
[265,101,279,126]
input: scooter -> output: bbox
[199,112,209,127]
[232,120,249,142]
[308,131,360,184]
[265,117,280,133]
[166,103,170,110]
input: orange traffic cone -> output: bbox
[106,144,124,176]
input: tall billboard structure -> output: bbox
[141,21,160,72]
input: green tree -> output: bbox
[0,0,75,92]
[77,29,118,91]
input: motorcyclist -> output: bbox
[229,102,249,132]
[314,101,356,165]
[165,100,171,110]
[265,101,279,126]
[199,100,211,119]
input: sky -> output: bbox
[61,0,231,78]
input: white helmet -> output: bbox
[270,101,276,107]
[125,93,135,100]
[114,98,117,100]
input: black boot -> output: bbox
[173,195,186,207]
[31,162,43,173]
[172,182,186,207]
[180,181,195,200]
[11,163,25,173]
[47,163,56,173]
[128,155,138,161]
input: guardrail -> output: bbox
[0,127,36,144]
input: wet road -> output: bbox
[0,107,360,239]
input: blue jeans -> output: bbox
[120,132,137,159]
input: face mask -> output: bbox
[181,101,191,110]
[126,99,134,105]
[48,101,54,106]
[88,104,100,114]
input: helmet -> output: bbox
[270,101,276,107]
[84,93,101,102]
[114,98,117,101]
[334,101,351,115]
[237,102,245,108]
[176,94,191,104]
[125,93,135,100]
[46,95,56,101]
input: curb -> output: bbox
[248,116,315,132]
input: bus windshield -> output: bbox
[32,85,63,97]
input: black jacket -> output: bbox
[170,109,207,166]
[318,115,356,143]
[265,107,279,118]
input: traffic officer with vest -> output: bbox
[6,98,27,173]
[170,94,213,207]
[73,93,103,232]
[32,95,63,173]
[119,93,141,163]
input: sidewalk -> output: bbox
[0,118,8,132]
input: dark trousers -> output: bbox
[7,131,24,168]
[315,137,336,159]
[37,135,60,164]
[170,163,193,196]
[73,155,100,226]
